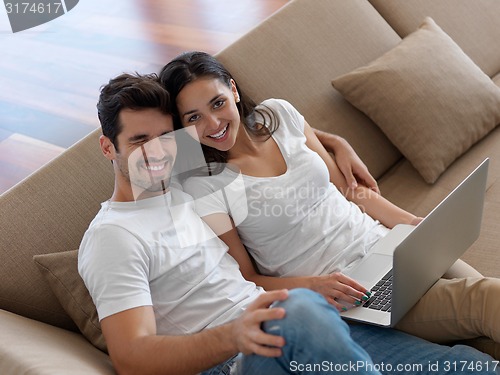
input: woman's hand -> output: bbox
[309,272,371,311]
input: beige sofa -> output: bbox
[1,0,499,373]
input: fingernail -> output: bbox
[354,300,361,306]
[342,307,348,312]
[362,295,368,301]
[365,291,372,297]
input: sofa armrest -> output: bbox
[0,309,115,375]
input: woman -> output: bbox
[159,51,500,359]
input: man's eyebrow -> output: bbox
[128,134,149,143]
[129,130,174,143]
[182,94,224,118]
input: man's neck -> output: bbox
[111,180,170,202]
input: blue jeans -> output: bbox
[203,289,498,375]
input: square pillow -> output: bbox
[33,250,107,353]
[332,17,500,183]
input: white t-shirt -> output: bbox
[78,188,263,336]
[183,98,390,277]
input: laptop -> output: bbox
[340,158,489,327]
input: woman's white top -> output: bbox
[183,99,389,277]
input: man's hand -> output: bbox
[231,290,288,357]
[313,129,380,194]
[410,216,424,226]
[334,139,380,193]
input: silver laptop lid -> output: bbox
[390,158,489,326]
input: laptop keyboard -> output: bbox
[362,269,393,312]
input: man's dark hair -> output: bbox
[97,72,172,151]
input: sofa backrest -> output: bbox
[216,0,405,179]
[369,0,500,78]
[0,129,113,330]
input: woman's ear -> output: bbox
[100,135,116,161]
[230,79,240,103]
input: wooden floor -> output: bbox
[0,0,287,194]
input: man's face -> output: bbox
[114,108,176,199]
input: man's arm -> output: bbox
[307,123,419,228]
[313,128,380,194]
[101,291,288,375]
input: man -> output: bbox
[79,72,497,375]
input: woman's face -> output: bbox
[176,77,241,151]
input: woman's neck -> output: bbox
[227,122,263,162]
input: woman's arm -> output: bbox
[202,213,370,310]
[306,121,421,228]
[313,128,380,194]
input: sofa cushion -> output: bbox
[33,250,106,353]
[332,17,500,184]
[378,126,500,279]
[0,309,114,375]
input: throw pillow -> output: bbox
[332,17,500,183]
[33,250,107,353]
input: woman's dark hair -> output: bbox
[97,72,172,151]
[158,51,279,167]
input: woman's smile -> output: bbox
[207,123,229,141]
